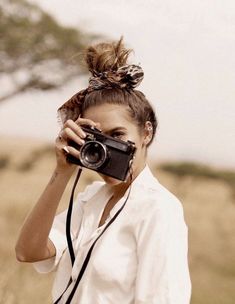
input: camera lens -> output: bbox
[80,141,107,169]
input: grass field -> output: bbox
[0,136,234,303]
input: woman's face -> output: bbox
[83,103,148,185]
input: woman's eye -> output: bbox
[111,132,125,139]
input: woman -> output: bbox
[15,38,191,303]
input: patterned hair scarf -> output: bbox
[57,64,144,125]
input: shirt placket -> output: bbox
[70,189,112,281]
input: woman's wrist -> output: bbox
[52,165,76,182]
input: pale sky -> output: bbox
[0,0,234,169]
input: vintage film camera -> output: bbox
[66,126,136,181]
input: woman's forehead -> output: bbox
[83,103,131,127]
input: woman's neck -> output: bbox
[111,161,146,199]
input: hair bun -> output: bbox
[85,36,132,75]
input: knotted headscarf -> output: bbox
[57,64,144,125]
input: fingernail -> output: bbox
[81,131,86,138]
[62,146,69,154]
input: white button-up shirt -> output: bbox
[34,165,191,303]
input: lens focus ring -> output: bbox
[80,141,107,169]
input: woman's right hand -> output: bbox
[55,117,99,173]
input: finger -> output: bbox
[75,117,99,128]
[62,146,70,154]
[56,131,67,143]
[63,145,80,159]
[95,122,101,131]
[62,127,85,146]
[63,119,87,138]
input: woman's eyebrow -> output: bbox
[103,126,127,134]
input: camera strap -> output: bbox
[66,167,83,266]
[53,168,132,304]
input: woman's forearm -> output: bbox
[15,166,74,262]
[16,117,90,262]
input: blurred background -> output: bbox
[0,0,234,303]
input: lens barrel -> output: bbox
[80,141,107,169]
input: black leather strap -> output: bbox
[66,168,83,266]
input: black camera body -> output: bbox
[66,126,136,181]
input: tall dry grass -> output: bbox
[0,136,234,304]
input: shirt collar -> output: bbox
[80,165,160,222]
[131,164,159,188]
[108,164,160,203]
[107,164,159,217]
[80,164,159,206]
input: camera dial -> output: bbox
[80,141,107,169]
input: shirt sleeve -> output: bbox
[134,197,191,304]
[33,181,104,274]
